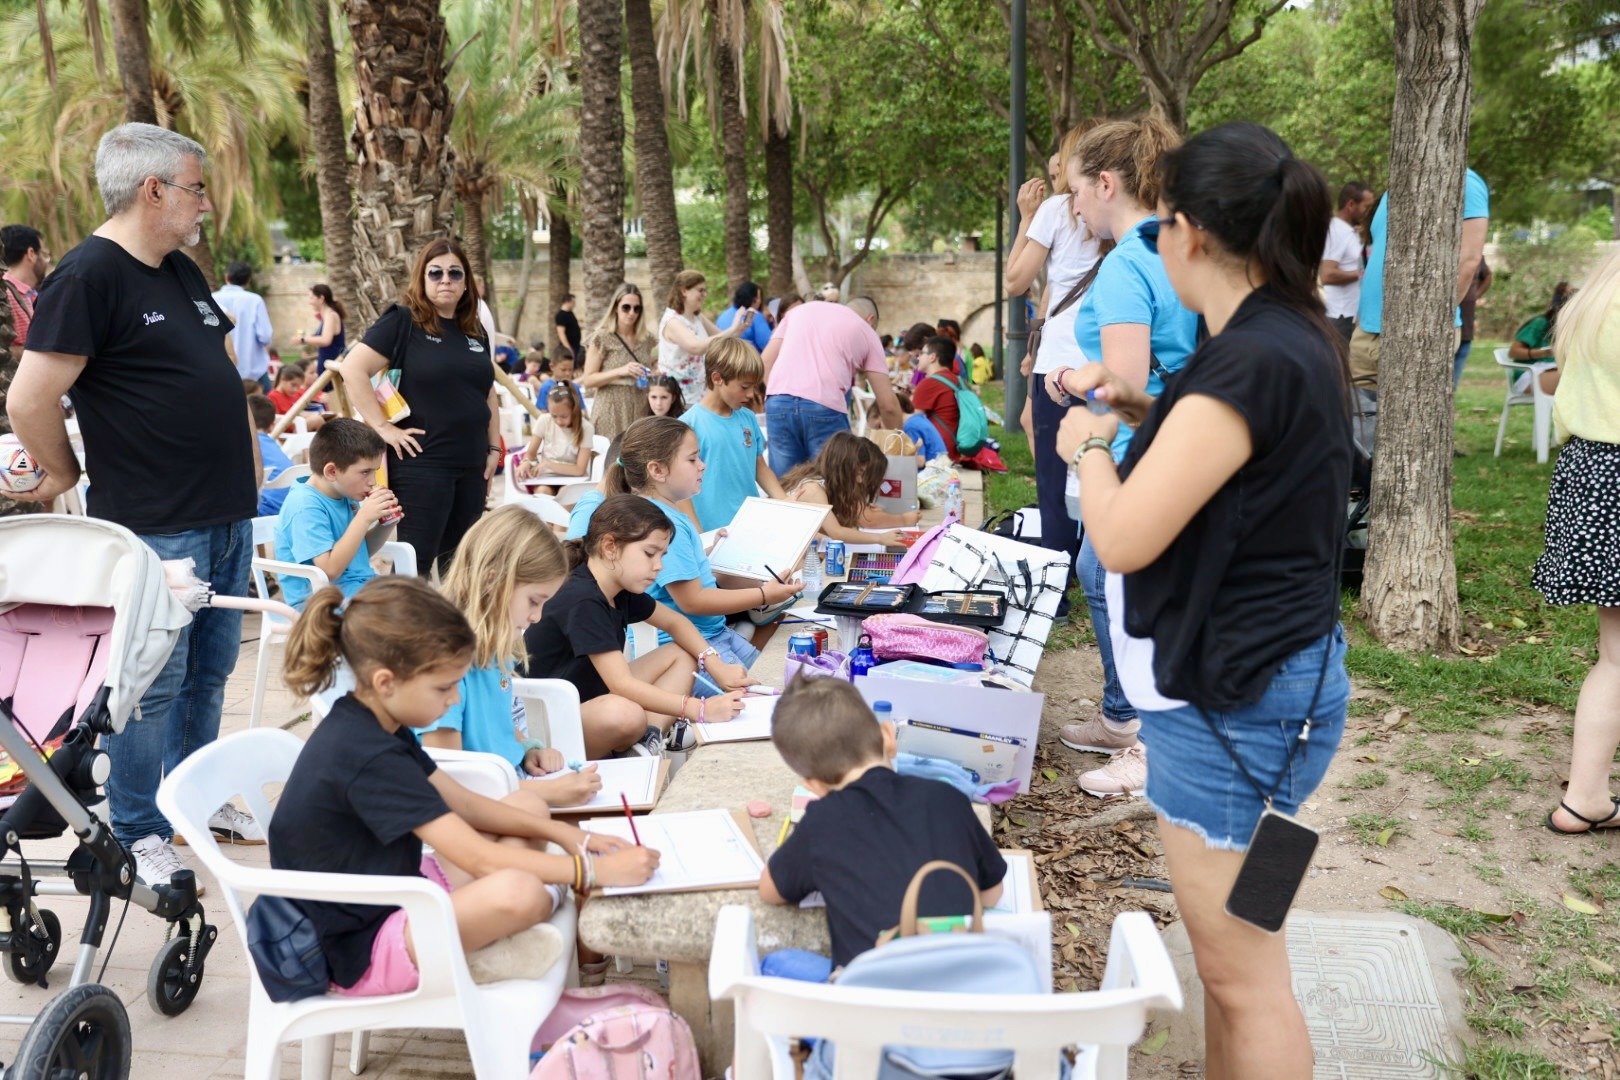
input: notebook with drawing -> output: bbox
[707,497,829,584]
[584,808,766,895]
[536,757,669,814]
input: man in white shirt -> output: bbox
[211,260,275,388]
[1320,182,1374,341]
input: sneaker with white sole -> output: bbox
[664,719,697,753]
[206,802,266,845]
[630,726,665,758]
[130,834,206,896]
[1077,744,1147,798]
[1059,715,1141,754]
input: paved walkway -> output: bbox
[0,477,983,1078]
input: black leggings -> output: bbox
[1030,373,1081,562]
[389,465,488,575]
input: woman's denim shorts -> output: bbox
[1138,626,1349,852]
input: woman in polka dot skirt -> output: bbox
[1532,246,1620,835]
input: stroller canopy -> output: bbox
[0,515,192,731]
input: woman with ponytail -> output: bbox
[1043,109,1200,796]
[1055,122,1352,1079]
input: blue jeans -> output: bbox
[1452,339,1473,388]
[1076,533,1136,723]
[765,395,850,477]
[106,521,252,844]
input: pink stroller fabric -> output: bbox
[0,604,115,745]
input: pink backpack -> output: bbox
[529,985,701,1080]
[861,613,989,667]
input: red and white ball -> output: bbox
[0,435,44,494]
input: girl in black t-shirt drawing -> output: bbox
[272,576,657,996]
[337,238,501,575]
[1056,123,1352,1080]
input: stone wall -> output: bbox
[257,252,1006,356]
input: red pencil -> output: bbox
[620,793,642,846]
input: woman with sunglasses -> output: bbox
[580,282,656,440]
[1055,122,1351,1080]
[1041,109,1199,800]
[336,238,498,573]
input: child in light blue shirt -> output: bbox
[250,394,296,516]
[683,338,786,530]
[273,419,395,609]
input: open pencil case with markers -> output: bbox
[812,582,1007,628]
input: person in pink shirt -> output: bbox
[761,296,904,475]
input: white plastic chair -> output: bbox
[589,434,610,482]
[424,747,522,798]
[511,677,588,765]
[553,481,596,509]
[279,431,318,464]
[157,729,575,1080]
[509,493,572,531]
[626,622,660,662]
[1492,347,1554,463]
[247,516,418,728]
[709,906,1182,1080]
[264,463,313,490]
[849,387,876,437]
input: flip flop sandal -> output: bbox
[1545,798,1620,835]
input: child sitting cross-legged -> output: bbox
[271,576,659,997]
[273,418,399,610]
[525,493,751,758]
[418,505,602,808]
[759,677,1006,980]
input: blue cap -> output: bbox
[872,701,892,714]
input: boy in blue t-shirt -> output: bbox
[683,338,787,530]
[249,393,296,516]
[273,418,397,609]
[537,353,585,409]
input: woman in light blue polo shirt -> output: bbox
[1043,110,1199,799]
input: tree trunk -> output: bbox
[345,0,458,330]
[510,206,536,341]
[626,0,683,304]
[1360,0,1483,653]
[548,197,573,320]
[460,187,491,300]
[107,0,156,124]
[577,0,626,328]
[712,0,751,291]
[306,0,361,318]
[764,119,793,298]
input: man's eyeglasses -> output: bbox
[1138,214,1203,254]
[620,303,642,313]
[157,179,207,202]
[426,266,466,283]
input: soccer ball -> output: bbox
[0,435,44,494]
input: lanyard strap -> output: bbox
[1194,630,1333,810]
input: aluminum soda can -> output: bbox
[823,540,847,578]
[787,633,817,659]
[809,628,828,655]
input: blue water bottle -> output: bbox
[849,633,877,681]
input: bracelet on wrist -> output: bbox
[697,646,718,673]
[1072,437,1113,468]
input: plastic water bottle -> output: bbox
[872,700,893,725]
[1065,472,1081,521]
[801,542,822,600]
[944,477,963,521]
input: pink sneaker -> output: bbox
[1077,744,1147,798]
[1059,716,1141,754]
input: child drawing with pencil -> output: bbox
[272,576,658,996]
[758,677,1005,980]
[525,493,752,758]
[417,506,601,806]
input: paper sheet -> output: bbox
[708,497,829,581]
[990,851,1037,914]
[692,695,776,744]
[585,809,765,895]
[536,757,665,812]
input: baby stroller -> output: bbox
[0,514,255,1078]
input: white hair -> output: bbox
[94,123,207,217]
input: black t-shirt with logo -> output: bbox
[361,304,494,473]
[267,694,450,989]
[25,236,256,533]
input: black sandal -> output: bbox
[1545,798,1620,835]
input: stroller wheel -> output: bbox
[8,982,130,1080]
[146,935,204,1017]
[4,909,62,988]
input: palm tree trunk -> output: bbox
[626,0,682,304]
[577,0,626,328]
[461,189,491,304]
[548,196,572,316]
[345,0,458,328]
[764,119,793,299]
[510,203,537,339]
[712,1,751,291]
[306,0,361,317]
[107,0,156,124]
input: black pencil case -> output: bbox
[813,583,1007,627]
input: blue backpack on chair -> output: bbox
[803,862,1066,1080]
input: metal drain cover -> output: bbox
[1288,914,1461,1078]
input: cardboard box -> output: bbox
[856,673,1043,793]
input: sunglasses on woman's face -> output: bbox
[1138,213,1203,254]
[426,266,465,282]
[620,303,642,313]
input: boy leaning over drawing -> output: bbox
[758,677,1006,980]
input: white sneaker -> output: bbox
[1077,744,1148,798]
[130,835,206,896]
[206,802,267,845]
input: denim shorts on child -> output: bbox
[1137,626,1349,852]
[707,625,761,674]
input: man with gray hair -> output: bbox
[5,122,265,887]
[761,294,904,474]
